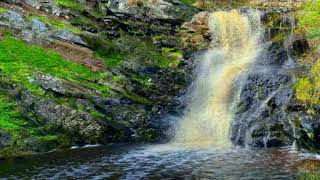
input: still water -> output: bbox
[0,144,315,179]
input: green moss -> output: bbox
[297,171,320,180]
[132,75,152,86]
[89,111,105,119]
[179,0,196,7]
[38,135,58,142]
[70,16,99,32]
[112,75,126,85]
[297,0,320,39]
[123,91,151,104]
[294,59,320,107]
[0,35,106,95]
[103,54,125,67]
[54,0,82,9]
[29,15,80,34]
[0,7,8,13]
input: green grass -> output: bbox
[179,0,196,7]
[295,59,320,107]
[0,95,28,131]
[0,7,8,13]
[0,35,106,95]
[297,0,320,39]
[54,0,82,9]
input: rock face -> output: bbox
[18,91,107,143]
[230,13,318,149]
[106,0,198,21]
[0,0,196,157]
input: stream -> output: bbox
[0,144,313,179]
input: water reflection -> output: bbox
[0,145,316,179]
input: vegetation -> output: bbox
[83,33,181,68]
[54,0,82,9]
[179,0,196,7]
[29,15,80,34]
[295,59,320,107]
[0,35,106,95]
[294,0,320,109]
[0,94,63,157]
[297,0,320,39]
[0,96,28,131]
[0,7,8,13]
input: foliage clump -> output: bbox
[295,59,320,107]
[54,0,82,9]
[297,0,320,39]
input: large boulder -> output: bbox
[106,0,198,21]
[33,74,94,98]
[231,70,295,147]
[51,29,87,46]
[16,91,108,143]
[0,10,27,30]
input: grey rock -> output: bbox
[0,131,11,148]
[24,0,66,16]
[0,10,26,30]
[21,30,34,42]
[231,70,294,147]
[18,91,106,143]
[51,29,87,46]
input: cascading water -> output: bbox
[174,9,263,148]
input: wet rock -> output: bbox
[292,37,310,56]
[24,0,67,17]
[0,10,26,30]
[17,91,107,143]
[0,131,11,148]
[256,42,288,65]
[231,70,295,147]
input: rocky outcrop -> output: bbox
[33,74,95,98]
[230,15,317,150]
[106,0,198,21]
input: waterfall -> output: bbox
[174,9,263,148]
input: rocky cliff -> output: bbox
[0,0,318,157]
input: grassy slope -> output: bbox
[294,0,320,109]
[0,35,108,96]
